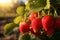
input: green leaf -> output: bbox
[16,6,25,15]
[42,32,50,40]
[27,0,46,12]
[44,0,50,9]
[19,33,31,40]
[50,0,60,15]
[25,1,30,11]
[32,37,41,40]
[4,23,17,35]
[29,34,41,40]
[13,16,23,24]
[51,30,60,40]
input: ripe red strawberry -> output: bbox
[55,17,60,29]
[42,15,54,31]
[45,29,54,35]
[31,18,42,33]
[19,22,30,34]
[29,12,38,21]
[30,27,34,33]
[30,27,42,38]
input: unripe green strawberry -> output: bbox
[42,15,54,31]
[55,17,60,29]
[31,18,42,33]
[19,22,30,34]
[29,12,38,21]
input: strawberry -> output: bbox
[30,27,42,38]
[34,31,41,37]
[19,22,30,34]
[55,17,60,29]
[31,18,42,33]
[29,12,38,21]
[29,27,35,34]
[45,29,54,35]
[42,15,54,31]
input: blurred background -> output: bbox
[0,0,26,40]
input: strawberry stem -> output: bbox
[47,9,50,15]
[41,10,46,16]
[51,5,58,17]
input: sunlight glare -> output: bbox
[0,0,12,4]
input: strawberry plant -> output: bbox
[4,0,60,40]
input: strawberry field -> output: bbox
[1,0,60,40]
